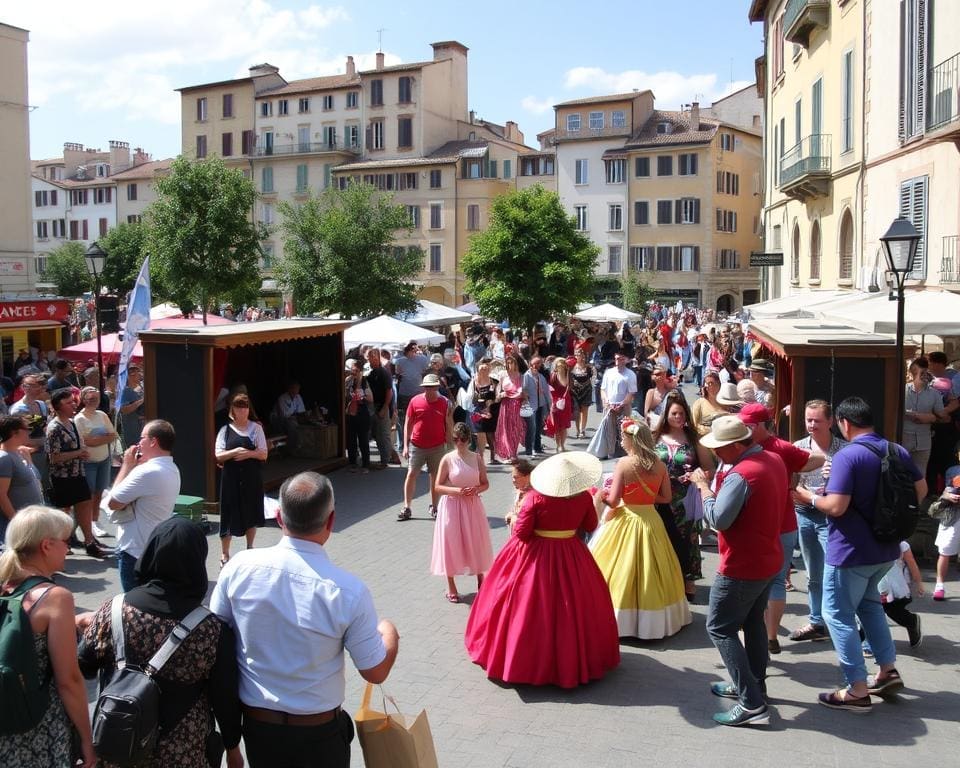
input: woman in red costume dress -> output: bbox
[464,452,620,688]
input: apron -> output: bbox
[219,425,265,537]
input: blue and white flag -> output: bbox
[115,257,151,407]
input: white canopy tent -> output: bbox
[743,289,855,320]
[395,299,472,327]
[574,302,644,322]
[817,289,960,336]
[343,314,444,350]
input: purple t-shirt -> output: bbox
[824,433,920,567]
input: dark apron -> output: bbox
[219,426,265,537]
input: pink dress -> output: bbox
[430,455,494,576]
[494,374,525,460]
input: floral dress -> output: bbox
[654,438,703,581]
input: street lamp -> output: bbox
[84,241,107,403]
[880,218,921,443]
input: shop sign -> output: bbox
[0,299,73,324]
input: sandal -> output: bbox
[817,689,872,712]
[429,505,437,519]
[396,507,412,521]
[445,592,460,603]
[220,554,230,568]
[867,670,904,697]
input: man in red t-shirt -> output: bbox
[738,404,824,654]
[398,374,453,521]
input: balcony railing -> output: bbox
[779,134,831,199]
[928,52,960,132]
[783,0,830,47]
[551,125,632,143]
[253,141,361,157]
[939,236,960,283]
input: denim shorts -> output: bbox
[84,458,112,493]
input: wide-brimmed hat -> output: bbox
[700,415,753,449]
[421,373,441,387]
[749,358,772,373]
[716,382,744,407]
[530,451,602,498]
[738,403,771,425]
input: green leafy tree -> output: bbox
[276,182,423,317]
[620,269,655,313]
[147,156,263,322]
[462,185,598,332]
[45,242,92,296]
[98,221,150,295]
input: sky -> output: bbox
[9,0,763,162]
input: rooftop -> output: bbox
[108,158,174,180]
[334,140,490,172]
[175,76,253,93]
[554,90,652,108]
[624,110,720,148]
[259,73,360,97]
[359,59,433,76]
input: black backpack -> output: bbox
[91,594,210,765]
[0,576,54,735]
[859,441,920,543]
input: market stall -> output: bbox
[0,298,72,370]
[574,303,644,322]
[344,314,444,351]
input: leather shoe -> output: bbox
[85,540,114,559]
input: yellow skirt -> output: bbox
[590,503,691,639]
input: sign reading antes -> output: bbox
[0,300,73,324]
[749,252,785,267]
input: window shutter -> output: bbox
[504,159,511,179]
[675,199,682,222]
[51,190,57,205]
[693,246,700,271]
[35,190,41,207]
[365,126,372,150]
[694,198,700,224]
[673,246,680,271]
[692,154,698,175]
[915,0,926,134]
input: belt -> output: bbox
[242,704,341,726]
[534,529,576,539]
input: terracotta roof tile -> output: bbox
[333,140,489,172]
[107,158,174,180]
[359,60,432,75]
[554,91,651,107]
[259,74,360,97]
[624,110,719,148]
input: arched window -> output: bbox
[839,209,854,280]
[716,294,734,314]
[810,221,821,281]
[792,224,800,282]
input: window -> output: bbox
[69,220,79,240]
[93,187,112,204]
[82,220,88,240]
[70,189,88,206]
[196,135,207,158]
[772,224,782,250]
[656,122,673,135]
[398,117,413,148]
[222,93,233,118]
[322,94,333,111]
[465,159,481,179]
[50,190,57,205]
[487,159,498,178]
[521,157,538,176]
[792,225,801,281]
[368,120,384,150]
[839,210,854,281]
[222,132,233,157]
[608,205,623,231]
[370,79,383,106]
[677,197,700,224]
[503,159,512,179]
[589,111,604,130]
[296,164,308,193]
[716,209,737,232]
[608,245,622,274]
[398,76,412,104]
[900,0,927,141]
[323,164,332,189]
[575,205,588,231]
[34,190,48,207]
[126,215,141,224]
[261,167,274,193]
[429,244,442,272]
[566,113,581,132]
[96,164,107,178]
[678,153,698,176]
[634,157,650,177]
[716,171,740,195]
[127,183,137,201]
[261,244,274,270]
[678,245,699,271]
[242,130,255,155]
[429,203,442,229]
[430,169,442,188]
[399,172,417,190]
[629,246,654,272]
[720,133,735,152]
[346,91,358,108]
[260,101,272,117]
[406,205,420,228]
[575,159,588,185]
[261,203,274,226]
[611,110,625,129]
[657,156,673,176]
[604,158,626,184]
[773,14,785,78]
[633,201,649,226]
[196,97,207,122]
[810,221,821,281]
[52,219,66,238]
[656,246,673,271]
[842,49,855,152]
[717,249,740,270]
[323,126,337,148]
[299,97,311,113]
[99,218,108,237]
[467,204,480,231]
[278,99,289,116]
[543,157,555,174]
[657,200,672,225]
[36,221,48,239]
[794,99,802,146]
[346,124,360,148]
[35,256,46,275]
[899,175,928,277]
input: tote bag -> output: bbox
[354,683,438,768]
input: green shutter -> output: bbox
[503,159,511,179]
[323,164,331,189]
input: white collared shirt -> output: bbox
[111,455,181,558]
[210,537,386,714]
[600,365,637,405]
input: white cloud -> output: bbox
[563,66,751,108]
[521,95,554,115]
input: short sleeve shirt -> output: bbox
[600,367,638,405]
[406,393,449,449]
[395,354,429,398]
[901,384,944,451]
[45,418,85,479]
[0,450,43,510]
[111,456,181,558]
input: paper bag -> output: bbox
[354,683,438,768]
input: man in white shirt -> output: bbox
[211,472,399,768]
[589,353,638,459]
[271,380,307,452]
[108,419,181,590]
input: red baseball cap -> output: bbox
[738,403,771,425]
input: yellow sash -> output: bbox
[534,529,576,539]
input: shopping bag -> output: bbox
[354,683,438,768]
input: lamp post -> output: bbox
[84,242,107,403]
[880,218,921,443]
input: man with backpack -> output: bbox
[794,397,925,713]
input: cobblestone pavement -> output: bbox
[66,396,959,767]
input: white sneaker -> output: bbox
[92,523,109,538]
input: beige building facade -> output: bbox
[111,158,173,225]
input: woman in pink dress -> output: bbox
[494,356,526,461]
[464,452,620,688]
[431,422,494,603]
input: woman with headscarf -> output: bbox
[464,452,620,688]
[78,517,242,768]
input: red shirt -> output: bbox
[761,434,809,534]
[406,393,449,448]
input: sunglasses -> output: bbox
[453,436,470,443]
[232,401,250,408]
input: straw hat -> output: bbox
[421,373,441,387]
[530,451,602,498]
[716,382,744,407]
[748,358,772,373]
[700,415,753,449]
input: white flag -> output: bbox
[116,257,151,406]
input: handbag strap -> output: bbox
[110,593,127,666]
[110,594,210,674]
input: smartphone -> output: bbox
[134,448,142,461]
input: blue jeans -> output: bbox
[118,551,138,592]
[796,508,829,626]
[707,573,774,709]
[769,530,798,601]
[523,406,546,455]
[823,561,897,687]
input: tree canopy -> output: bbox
[275,182,423,317]
[461,185,598,331]
[98,221,150,295]
[147,156,263,321]
[620,270,655,313]
[45,242,92,297]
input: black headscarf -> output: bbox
[127,516,209,619]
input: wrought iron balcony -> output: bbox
[252,141,361,157]
[779,134,831,201]
[928,52,960,135]
[940,236,960,284]
[784,0,830,48]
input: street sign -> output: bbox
[750,251,785,267]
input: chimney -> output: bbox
[133,147,151,166]
[346,55,356,77]
[375,52,384,70]
[109,140,131,173]
[469,110,475,124]
[690,101,700,129]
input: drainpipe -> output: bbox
[857,0,867,285]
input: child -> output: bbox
[929,465,960,601]
[876,541,925,648]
